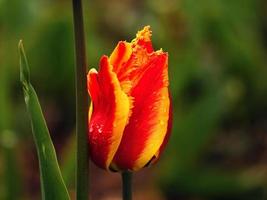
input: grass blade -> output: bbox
[19,40,70,200]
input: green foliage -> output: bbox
[19,41,70,200]
[155,0,267,198]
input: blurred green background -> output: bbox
[1,0,267,199]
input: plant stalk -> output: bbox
[72,0,89,199]
[122,172,133,200]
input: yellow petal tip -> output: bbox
[136,25,152,42]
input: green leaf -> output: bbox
[19,41,70,200]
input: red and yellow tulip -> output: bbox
[87,26,172,171]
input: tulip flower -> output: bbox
[87,26,172,172]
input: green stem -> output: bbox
[122,172,133,200]
[72,0,89,199]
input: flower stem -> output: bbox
[122,172,133,200]
[72,0,89,199]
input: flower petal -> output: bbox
[108,26,155,96]
[109,41,132,75]
[112,53,170,171]
[109,41,133,94]
[150,96,173,165]
[87,56,131,169]
[132,25,154,53]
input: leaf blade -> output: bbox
[19,41,70,200]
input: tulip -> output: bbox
[87,26,172,172]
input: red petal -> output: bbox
[152,93,173,164]
[133,26,154,53]
[112,53,170,170]
[109,41,132,75]
[108,26,155,96]
[87,56,131,169]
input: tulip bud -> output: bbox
[87,26,172,172]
